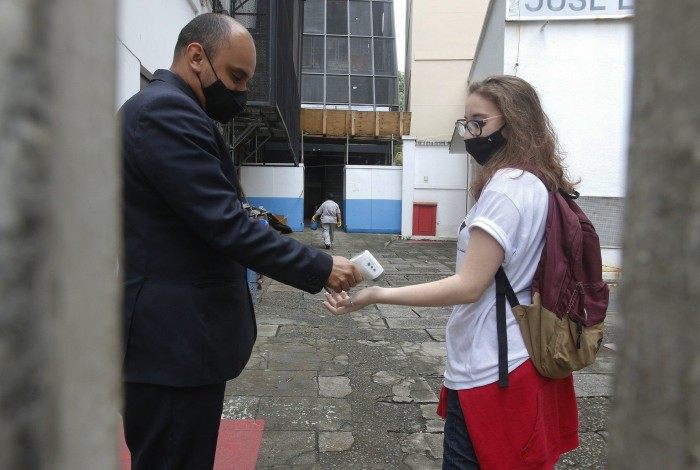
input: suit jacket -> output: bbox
[120,69,332,386]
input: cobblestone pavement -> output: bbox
[223,229,617,469]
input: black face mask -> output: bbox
[464,126,507,166]
[198,49,247,123]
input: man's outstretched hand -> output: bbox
[325,256,363,292]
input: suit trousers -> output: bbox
[124,382,226,470]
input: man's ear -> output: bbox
[186,43,206,73]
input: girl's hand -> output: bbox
[323,286,381,315]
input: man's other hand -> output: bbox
[325,256,363,292]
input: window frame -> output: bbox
[301,0,399,109]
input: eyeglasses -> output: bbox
[455,115,503,138]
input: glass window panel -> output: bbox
[326,37,349,73]
[372,2,395,37]
[302,35,324,73]
[350,37,372,74]
[302,74,324,103]
[375,77,397,105]
[349,1,371,36]
[373,38,396,75]
[326,0,348,35]
[326,75,349,103]
[303,0,324,33]
[351,76,373,104]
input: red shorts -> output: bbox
[437,360,579,469]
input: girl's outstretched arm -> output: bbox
[323,227,504,314]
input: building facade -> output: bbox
[301,0,400,111]
[293,0,403,233]
[402,0,491,238]
[467,0,633,268]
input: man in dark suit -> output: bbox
[120,13,362,469]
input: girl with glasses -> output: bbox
[323,75,580,469]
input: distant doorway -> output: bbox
[304,153,345,220]
[413,203,437,236]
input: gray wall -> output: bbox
[469,0,506,81]
[577,196,625,248]
[0,1,120,468]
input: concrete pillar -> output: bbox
[401,136,416,238]
[609,0,700,467]
[0,1,120,469]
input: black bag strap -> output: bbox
[495,266,520,388]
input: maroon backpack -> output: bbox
[495,182,609,387]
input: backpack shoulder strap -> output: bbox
[495,267,520,388]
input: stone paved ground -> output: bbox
[223,229,617,469]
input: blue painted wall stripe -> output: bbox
[247,197,400,234]
[246,197,304,232]
[345,199,401,234]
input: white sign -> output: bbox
[507,0,635,21]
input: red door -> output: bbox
[413,203,437,236]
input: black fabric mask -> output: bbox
[464,126,507,166]
[198,50,247,123]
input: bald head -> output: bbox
[170,13,256,109]
[174,13,252,61]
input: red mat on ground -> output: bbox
[120,419,265,470]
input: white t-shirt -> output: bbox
[315,200,341,224]
[443,169,548,390]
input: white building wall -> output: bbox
[502,19,633,198]
[240,165,306,232]
[346,167,402,201]
[116,0,205,108]
[116,42,142,108]
[401,141,470,239]
[401,138,417,237]
[241,166,305,200]
[413,144,470,238]
[345,166,402,233]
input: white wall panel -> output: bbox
[503,19,632,197]
[241,165,305,199]
[118,0,199,75]
[346,166,402,201]
[346,168,373,200]
[411,145,469,239]
[414,146,469,189]
[116,41,141,108]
